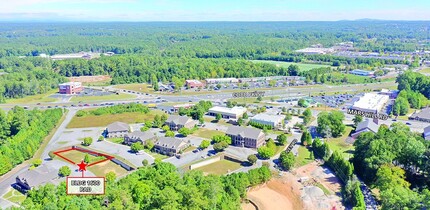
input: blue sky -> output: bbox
[0,0,429,21]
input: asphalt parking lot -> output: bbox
[312,93,355,108]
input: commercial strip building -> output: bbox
[205,78,239,84]
[164,115,197,131]
[295,47,335,55]
[208,106,247,119]
[58,82,83,94]
[409,108,430,123]
[123,131,156,146]
[350,93,389,114]
[105,122,130,138]
[349,69,375,76]
[154,137,189,156]
[185,80,205,88]
[379,89,399,99]
[226,126,266,148]
[172,103,195,112]
[250,113,285,129]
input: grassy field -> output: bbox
[58,150,106,164]
[67,110,164,128]
[107,137,124,144]
[114,83,155,93]
[191,128,224,139]
[396,108,417,120]
[54,148,129,177]
[251,60,330,71]
[5,89,58,104]
[419,68,430,73]
[195,159,242,175]
[70,93,135,102]
[325,126,354,159]
[89,161,127,177]
[315,182,332,195]
[183,146,197,154]
[294,146,313,167]
[203,117,231,126]
[144,149,169,160]
[2,188,26,204]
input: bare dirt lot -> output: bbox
[293,162,344,210]
[242,162,344,210]
[68,75,111,83]
[244,178,303,210]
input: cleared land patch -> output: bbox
[67,110,164,128]
[5,89,58,104]
[194,159,242,175]
[251,60,330,71]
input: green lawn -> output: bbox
[107,137,124,144]
[295,146,313,167]
[2,188,26,204]
[70,93,136,102]
[144,149,169,160]
[195,159,242,175]
[396,108,417,121]
[325,126,354,159]
[67,110,164,128]
[57,150,106,164]
[203,117,231,126]
[419,68,430,73]
[182,146,197,154]
[251,60,330,71]
[191,128,224,139]
[5,89,58,104]
[114,83,155,94]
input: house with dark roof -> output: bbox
[165,115,197,131]
[226,126,265,148]
[351,119,380,138]
[424,126,430,141]
[106,122,130,138]
[123,131,156,146]
[153,137,189,156]
[15,165,58,193]
[409,108,430,123]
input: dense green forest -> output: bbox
[0,22,428,57]
[17,162,271,210]
[352,123,430,209]
[0,107,64,175]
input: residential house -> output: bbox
[165,115,197,131]
[226,126,266,148]
[123,131,156,146]
[351,119,380,138]
[409,108,430,123]
[154,137,189,156]
[106,122,130,138]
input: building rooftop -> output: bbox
[59,82,82,86]
[209,106,247,115]
[356,119,380,134]
[350,69,374,74]
[107,122,129,133]
[411,108,430,120]
[251,113,285,123]
[424,125,430,135]
[352,93,389,112]
[155,137,187,149]
[166,115,193,125]
[125,131,155,140]
[226,126,264,140]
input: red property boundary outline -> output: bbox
[53,146,114,167]
[66,177,106,195]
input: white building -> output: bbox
[208,106,247,119]
[250,113,285,129]
[351,93,389,114]
[205,78,239,84]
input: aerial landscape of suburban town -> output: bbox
[0,1,430,210]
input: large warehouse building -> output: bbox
[350,93,389,114]
[250,113,285,129]
[58,82,83,94]
[208,106,247,119]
